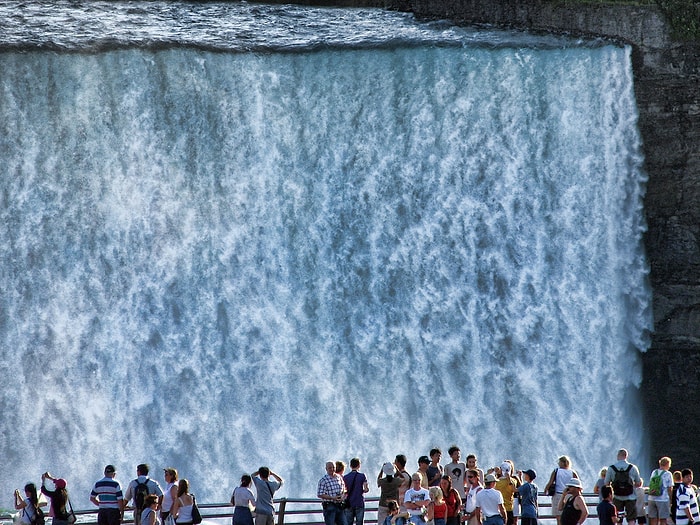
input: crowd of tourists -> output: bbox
[314,448,697,525]
[12,448,699,525]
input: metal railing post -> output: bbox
[278,497,287,525]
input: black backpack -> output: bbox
[134,478,151,511]
[611,465,634,496]
[28,504,45,525]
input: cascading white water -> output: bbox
[0,7,651,507]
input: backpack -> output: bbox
[28,504,45,525]
[649,469,663,497]
[134,478,151,511]
[611,465,634,496]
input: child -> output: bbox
[597,485,619,525]
[141,494,161,525]
[385,499,408,525]
[517,469,539,525]
[428,487,447,525]
[594,468,608,501]
[635,479,647,525]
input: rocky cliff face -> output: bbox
[260,0,700,469]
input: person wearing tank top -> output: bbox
[558,479,588,525]
[162,468,179,522]
[171,479,194,525]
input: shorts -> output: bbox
[614,498,638,521]
[648,500,671,519]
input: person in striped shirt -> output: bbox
[675,469,699,525]
[90,465,125,525]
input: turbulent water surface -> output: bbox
[0,0,651,506]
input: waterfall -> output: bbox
[0,28,651,503]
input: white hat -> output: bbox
[566,478,582,488]
[500,462,511,475]
[382,462,395,476]
[485,473,498,484]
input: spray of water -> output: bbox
[0,42,651,503]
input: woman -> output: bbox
[230,475,256,525]
[558,479,588,525]
[141,495,160,525]
[439,476,462,525]
[40,472,71,525]
[172,479,195,525]
[496,462,520,525]
[15,483,42,525]
[162,468,179,524]
[544,456,579,525]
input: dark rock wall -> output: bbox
[256,0,700,471]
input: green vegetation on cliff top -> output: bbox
[550,0,699,39]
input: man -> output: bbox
[675,469,699,525]
[444,446,467,499]
[475,473,506,525]
[464,469,483,525]
[123,464,164,525]
[404,473,430,525]
[558,478,588,525]
[648,457,674,525]
[377,462,404,525]
[466,455,485,485]
[395,455,412,514]
[90,465,124,525]
[597,485,619,525]
[318,461,347,525]
[605,449,643,524]
[427,449,443,487]
[344,458,369,525]
[417,457,430,489]
[252,466,285,525]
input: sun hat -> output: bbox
[566,478,582,488]
[383,462,396,476]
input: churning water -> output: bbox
[0,1,651,504]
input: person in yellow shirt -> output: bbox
[494,462,520,525]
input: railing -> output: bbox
[0,493,604,525]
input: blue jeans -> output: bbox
[345,506,365,525]
[484,516,505,525]
[323,503,343,525]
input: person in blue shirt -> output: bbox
[598,486,619,525]
[517,469,538,525]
